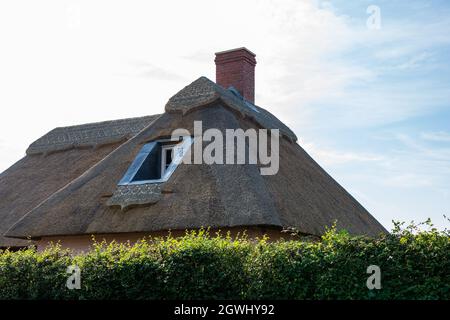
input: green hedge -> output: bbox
[0,221,449,300]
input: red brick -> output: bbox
[215,47,256,103]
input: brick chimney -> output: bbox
[215,47,257,103]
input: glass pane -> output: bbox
[166,148,173,165]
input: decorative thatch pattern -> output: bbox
[27,115,160,155]
[107,184,162,210]
[166,77,297,142]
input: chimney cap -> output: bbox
[215,47,256,57]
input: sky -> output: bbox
[0,0,449,231]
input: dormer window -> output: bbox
[118,136,192,185]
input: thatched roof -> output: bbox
[1,77,386,245]
[0,115,160,247]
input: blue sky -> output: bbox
[0,0,449,230]
[293,0,450,230]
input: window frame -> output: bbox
[160,144,175,178]
[118,136,192,185]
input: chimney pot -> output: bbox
[215,47,256,104]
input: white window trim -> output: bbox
[118,136,193,185]
[161,144,174,179]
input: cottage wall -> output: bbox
[36,227,287,253]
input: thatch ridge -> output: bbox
[27,115,160,155]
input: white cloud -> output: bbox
[395,133,450,162]
[380,173,435,188]
[0,0,367,172]
[117,60,188,82]
[395,52,434,70]
[302,141,384,166]
[355,133,450,191]
[421,131,450,142]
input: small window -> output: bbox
[118,136,192,185]
[161,145,174,177]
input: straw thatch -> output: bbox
[1,77,386,245]
[0,115,160,247]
